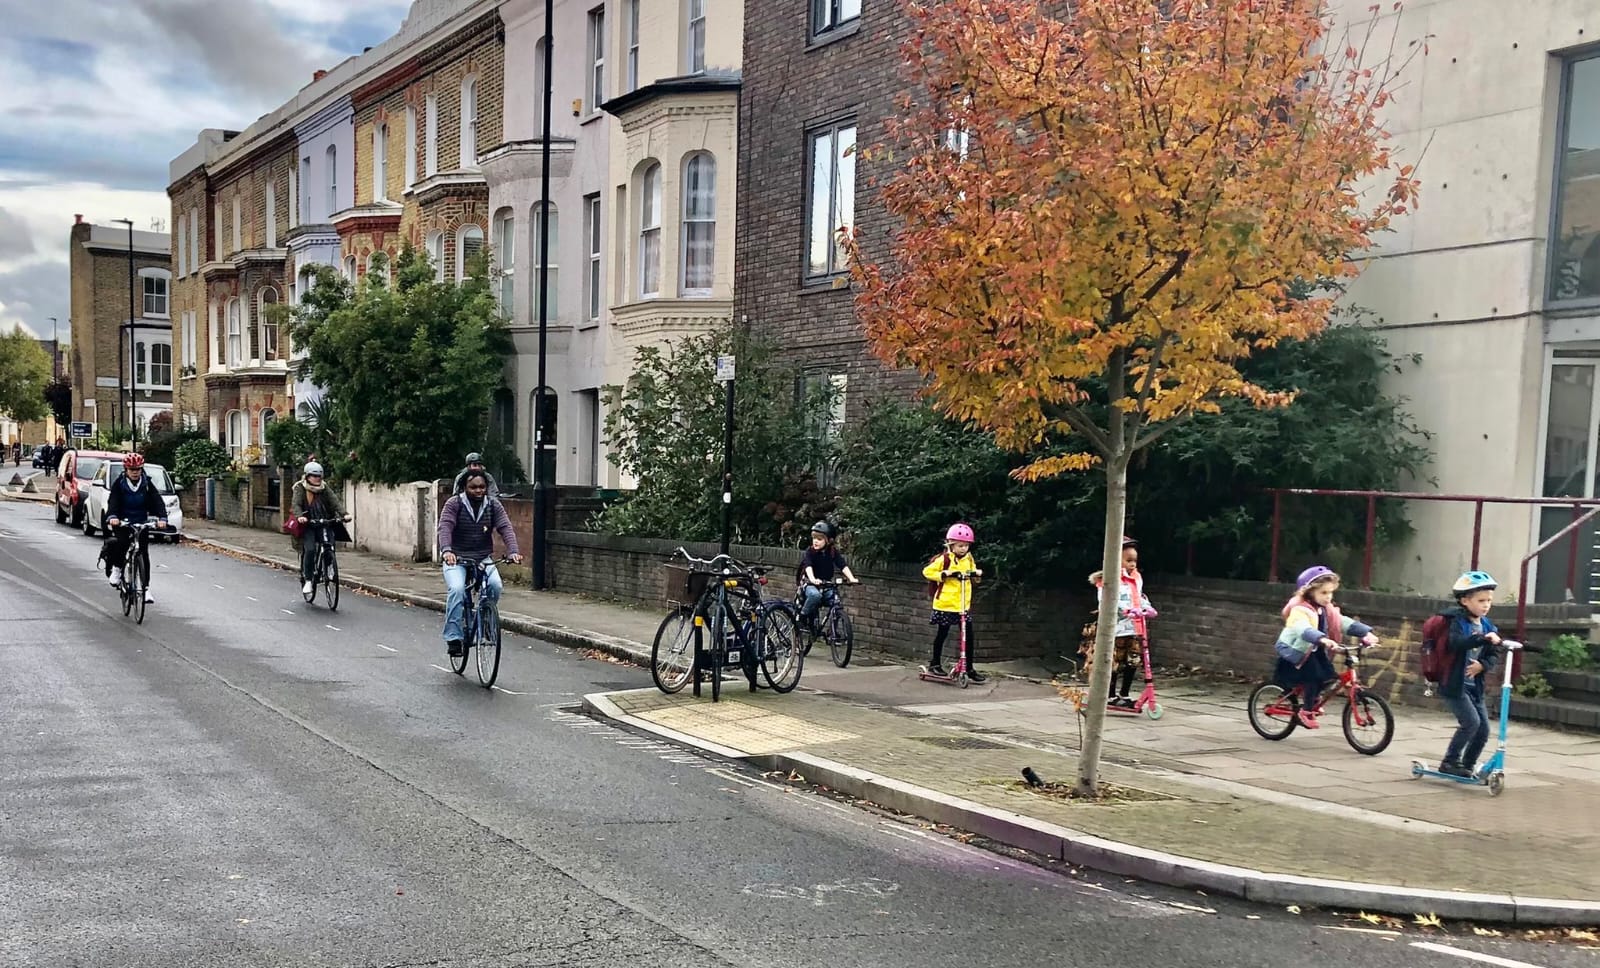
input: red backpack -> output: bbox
[926,552,952,600]
[1419,613,1454,683]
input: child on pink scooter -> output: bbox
[923,522,985,682]
[1087,536,1157,707]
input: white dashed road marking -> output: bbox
[1409,942,1549,968]
[325,625,341,632]
[280,609,295,615]
[375,644,398,653]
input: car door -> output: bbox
[89,462,113,529]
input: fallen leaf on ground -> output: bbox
[1286,905,1301,915]
[1472,927,1504,938]
[1357,912,1383,925]
[1414,913,1444,929]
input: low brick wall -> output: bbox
[209,477,254,527]
[546,531,1087,663]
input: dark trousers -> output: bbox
[1444,683,1490,768]
[301,530,324,581]
[1275,649,1336,707]
[103,526,136,573]
[931,617,977,667]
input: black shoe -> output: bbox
[447,639,463,657]
[1440,761,1472,778]
[967,669,987,683]
[927,663,947,677]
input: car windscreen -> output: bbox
[75,457,104,481]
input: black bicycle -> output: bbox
[301,517,343,610]
[654,548,801,700]
[797,578,856,668]
[104,522,163,625]
[450,556,508,688]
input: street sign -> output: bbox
[69,422,94,438]
[714,355,736,383]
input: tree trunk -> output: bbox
[1075,451,1131,797]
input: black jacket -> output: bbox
[107,472,166,525]
[1438,604,1501,699]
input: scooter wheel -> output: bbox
[1144,702,1164,721]
[1409,759,1426,779]
[1487,772,1505,797]
[958,673,970,689]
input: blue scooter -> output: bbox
[1409,639,1522,796]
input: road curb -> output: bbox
[183,535,655,668]
[580,689,1600,927]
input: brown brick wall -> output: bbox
[170,175,209,424]
[67,221,171,431]
[734,2,924,422]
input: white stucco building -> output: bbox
[1333,0,1600,602]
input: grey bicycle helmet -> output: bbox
[303,461,324,477]
[465,452,484,464]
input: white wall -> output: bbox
[343,480,442,562]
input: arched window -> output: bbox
[258,287,280,362]
[456,224,484,281]
[226,409,244,458]
[373,122,389,201]
[639,163,661,298]
[226,297,243,367]
[343,254,357,280]
[493,207,515,314]
[426,230,445,282]
[296,402,312,421]
[460,77,479,167]
[534,39,550,130]
[681,153,716,294]
[259,407,276,445]
[530,202,558,317]
[367,252,390,286]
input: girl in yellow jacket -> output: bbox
[922,522,985,681]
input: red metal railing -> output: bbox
[1266,488,1600,593]
[1514,505,1600,664]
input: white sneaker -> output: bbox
[302,580,314,595]
[143,591,155,603]
[109,567,124,587]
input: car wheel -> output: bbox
[82,512,96,537]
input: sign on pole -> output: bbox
[69,421,94,439]
[714,355,736,383]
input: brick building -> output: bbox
[733,0,919,432]
[66,216,173,437]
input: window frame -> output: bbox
[626,0,640,92]
[460,77,479,168]
[148,341,172,389]
[494,207,516,315]
[804,120,858,280]
[587,7,606,114]
[687,0,706,73]
[531,203,558,318]
[638,163,662,299]
[585,193,602,321]
[1548,51,1600,309]
[258,286,280,362]
[326,144,338,215]
[265,179,277,247]
[456,223,485,282]
[140,270,170,318]
[426,230,445,282]
[680,153,716,295]
[405,104,419,189]
[811,0,862,37]
[425,94,439,177]
[226,297,243,368]
[373,121,389,201]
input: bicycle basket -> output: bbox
[663,564,711,604]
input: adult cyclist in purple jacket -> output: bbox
[437,469,522,656]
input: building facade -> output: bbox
[66,216,172,437]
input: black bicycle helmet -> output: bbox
[811,520,836,539]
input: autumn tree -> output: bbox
[850,0,1421,794]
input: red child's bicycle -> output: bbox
[1246,642,1394,755]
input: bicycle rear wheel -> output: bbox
[132,548,149,625]
[1342,688,1393,755]
[758,606,803,693]
[322,551,340,611]
[828,609,854,668]
[1247,682,1299,740]
[651,606,697,694]
[475,602,501,688]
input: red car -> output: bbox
[54,449,119,530]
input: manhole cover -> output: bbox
[911,735,1010,751]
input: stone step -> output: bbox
[1508,694,1600,732]
[1545,668,1600,704]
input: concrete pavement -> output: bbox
[53,509,1600,925]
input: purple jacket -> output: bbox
[437,494,519,560]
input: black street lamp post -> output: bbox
[532,0,554,589]
[111,218,138,448]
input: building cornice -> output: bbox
[406,170,488,205]
[331,202,406,232]
[601,71,741,118]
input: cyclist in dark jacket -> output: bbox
[437,470,520,656]
[104,453,167,601]
[290,460,349,595]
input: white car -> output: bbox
[82,459,184,540]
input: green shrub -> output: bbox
[141,427,206,474]
[263,417,316,471]
[1541,634,1594,672]
[173,438,232,489]
[1515,672,1553,698]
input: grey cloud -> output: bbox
[0,208,36,260]
[0,258,69,341]
[128,0,320,96]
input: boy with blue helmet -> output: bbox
[1433,571,1505,777]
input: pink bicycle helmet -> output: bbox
[946,522,975,544]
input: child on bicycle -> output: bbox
[1275,565,1376,729]
[797,520,859,630]
[1084,536,1156,707]
[1433,571,1504,777]
[923,522,984,682]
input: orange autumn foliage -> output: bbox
[848,0,1421,479]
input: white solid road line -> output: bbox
[491,685,526,695]
[325,624,341,632]
[1411,941,1549,968]
[375,644,398,653]
[246,596,257,602]
[280,608,295,615]
[429,664,452,674]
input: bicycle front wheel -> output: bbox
[323,552,340,611]
[1342,688,1394,756]
[651,607,697,694]
[828,610,854,668]
[475,603,501,688]
[450,597,472,675]
[709,609,723,703]
[758,605,803,693]
[132,549,149,625]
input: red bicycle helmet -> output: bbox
[123,452,146,470]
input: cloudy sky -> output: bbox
[0,0,412,344]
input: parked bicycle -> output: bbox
[302,516,343,610]
[450,556,510,688]
[797,577,855,668]
[1247,641,1394,755]
[105,522,165,625]
[654,548,802,700]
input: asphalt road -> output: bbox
[0,498,1592,968]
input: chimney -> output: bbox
[313,69,328,82]
[74,213,83,224]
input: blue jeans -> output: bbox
[443,561,501,643]
[1443,682,1490,768]
[799,584,832,622]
